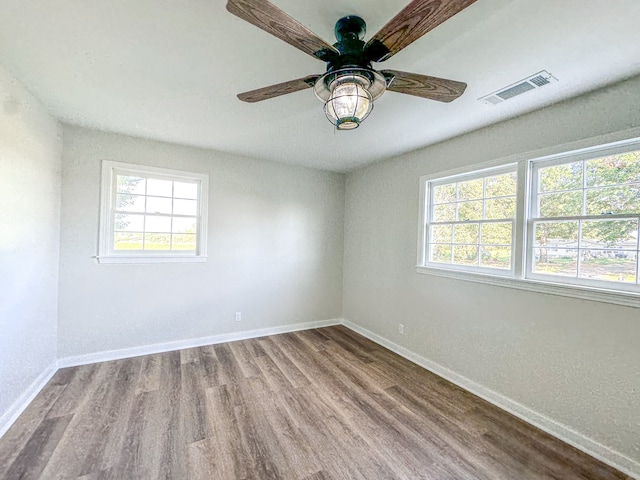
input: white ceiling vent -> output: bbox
[480,70,558,105]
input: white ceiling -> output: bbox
[1,1,639,172]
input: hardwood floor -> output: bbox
[0,326,631,479]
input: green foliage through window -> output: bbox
[428,170,517,270]
[532,150,640,284]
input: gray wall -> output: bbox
[343,75,640,472]
[0,64,62,426]
[58,126,345,358]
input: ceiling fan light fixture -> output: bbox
[315,69,386,130]
[324,77,373,130]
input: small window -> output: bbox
[422,165,518,275]
[98,161,208,263]
[528,148,640,290]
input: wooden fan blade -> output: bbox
[382,70,467,102]
[227,0,338,60]
[366,0,478,62]
[237,75,319,103]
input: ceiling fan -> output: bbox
[226,0,477,130]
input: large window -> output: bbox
[98,161,208,263]
[528,150,640,289]
[424,165,517,275]
[418,137,640,303]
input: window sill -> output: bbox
[97,255,207,264]
[415,265,640,308]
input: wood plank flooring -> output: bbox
[0,326,631,479]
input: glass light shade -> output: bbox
[324,78,373,130]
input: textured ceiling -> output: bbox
[1,0,639,172]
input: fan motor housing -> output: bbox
[329,17,371,74]
[315,16,377,73]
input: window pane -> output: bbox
[480,246,511,269]
[172,234,197,250]
[145,196,172,214]
[539,162,583,192]
[427,169,517,272]
[538,191,582,217]
[172,217,198,234]
[144,196,171,215]
[485,197,516,219]
[173,199,198,216]
[533,247,578,277]
[585,152,640,187]
[116,194,145,212]
[147,178,173,197]
[581,219,638,249]
[117,175,145,194]
[430,244,452,264]
[114,232,143,250]
[533,221,579,247]
[174,181,199,199]
[145,215,171,233]
[114,213,144,232]
[433,204,455,222]
[585,184,640,215]
[457,200,482,221]
[430,224,452,244]
[433,184,456,204]
[457,179,483,201]
[485,173,517,197]
[144,233,171,250]
[453,245,478,266]
[454,223,479,244]
[579,251,637,283]
[481,222,512,245]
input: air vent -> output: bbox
[479,70,557,105]
[497,82,535,100]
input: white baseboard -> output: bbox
[58,318,342,368]
[342,319,640,480]
[0,361,58,439]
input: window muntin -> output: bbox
[425,166,517,273]
[528,149,640,289]
[99,162,208,263]
[418,137,640,302]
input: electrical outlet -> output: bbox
[398,323,404,335]
[235,312,242,322]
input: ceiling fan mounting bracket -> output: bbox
[382,71,396,88]
[303,77,318,87]
[364,39,392,63]
[314,16,370,64]
[335,16,366,42]
[314,48,338,62]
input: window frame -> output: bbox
[416,134,640,308]
[526,143,640,292]
[420,163,519,277]
[98,161,209,264]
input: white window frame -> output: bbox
[420,163,519,277]
[526,142,640,293]
[98,161,209,264]
[416,133,640,308]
